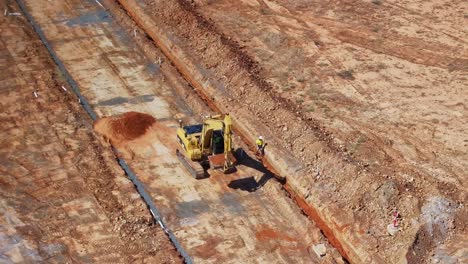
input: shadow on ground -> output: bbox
[228,148,285,192]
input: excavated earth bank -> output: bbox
[113,0,467,263]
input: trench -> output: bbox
[112,0,351,262]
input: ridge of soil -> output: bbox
[175,0,345,157]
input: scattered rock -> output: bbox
[376,180,399,210]
[312,243,327,257]
[387,224,399,236]
[421,196,456,237]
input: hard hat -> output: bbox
[259,136,263,140]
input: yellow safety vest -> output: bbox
[256,139,264,146]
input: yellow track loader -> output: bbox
[176,114,236,179]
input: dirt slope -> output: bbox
[192,0,467,187]
[115,0,467,263]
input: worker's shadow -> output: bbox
[227,148,285,192]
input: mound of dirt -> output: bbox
[94,111,156,145]
[111,111,156,140]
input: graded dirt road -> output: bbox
[0,1,179,262]
[111,0,467,263]
[8,0,344,263]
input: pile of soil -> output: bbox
[94,111,156,144]
[110,111,156,140]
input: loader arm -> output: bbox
[223,114,234,172]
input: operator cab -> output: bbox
[183,124,203,135]
[212,130,224,155]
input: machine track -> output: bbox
[176,149,206,179]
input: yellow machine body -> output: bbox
[176,114,235,178]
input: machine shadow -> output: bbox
[227,148,285,192]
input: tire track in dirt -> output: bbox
[386,1,468,45]
[259,0,467,70]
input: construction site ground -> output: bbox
[1,0,467,263]
[0,1,179,262]
[110,0,467,263]
[1,0,344,263]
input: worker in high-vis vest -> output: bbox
[256,136,265,156]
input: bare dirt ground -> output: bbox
[0,1,180,262]
[6,0,347,262]
[114,0,467,263]
[93,111,344,263]
[3,0,466,262]
[192,0,467,191]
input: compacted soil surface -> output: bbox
[0,1,180,262]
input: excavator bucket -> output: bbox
[176,149,206,179]
[208,152,237,172]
